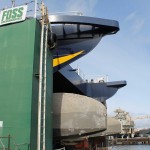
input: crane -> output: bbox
[132,116,150,120]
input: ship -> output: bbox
[50,15,126,149]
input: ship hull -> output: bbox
[49,15,119,71]
[53,93,107,138]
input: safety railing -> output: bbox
[49,11,83,16]
[0,135,11,150]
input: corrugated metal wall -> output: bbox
[0,19,53,150]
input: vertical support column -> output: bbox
[34,0,37,18]
[42,8,49,150]
[8,135,10,150]
[37,2,45,150]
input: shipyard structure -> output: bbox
[0,2,126,150]
[108,109,150,146]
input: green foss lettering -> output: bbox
[17,7,24,17]
[2,7,24,22]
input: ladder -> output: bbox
[37,2,50,150]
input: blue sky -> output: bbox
[45,0,150,119]
[44,0,150,115]
[0,0,150,127]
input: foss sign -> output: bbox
[0,5,27,26]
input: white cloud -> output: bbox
[125,11,137,22]
[125,11,145,34]
[132,19,145,34]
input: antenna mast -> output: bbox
[12,0,15,7]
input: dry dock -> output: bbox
[111,137,150,145]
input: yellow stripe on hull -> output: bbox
[53,50,84,67]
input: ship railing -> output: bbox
[84,75,109,83]
[72,66,109,83]
[20,0,42,19]
[49,11,83,16]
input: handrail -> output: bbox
[0,135,11,150]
